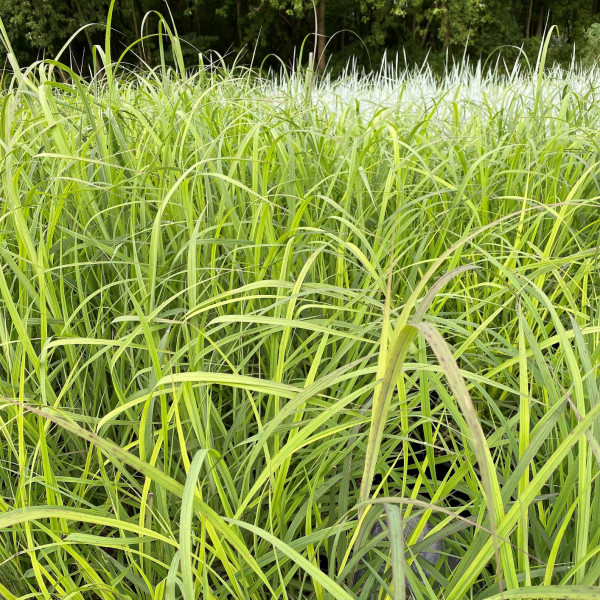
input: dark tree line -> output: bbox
[1,1,600,72]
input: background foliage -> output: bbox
[2,0,600,73]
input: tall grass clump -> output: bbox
[1,9,600,600]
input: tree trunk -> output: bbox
[442,0,451,51]
[420,15,433,49]
[525,0,533,38]
[130,0,139,39]
[236,0,243,45]
[130,0,145,63]
[72,0,96,57]
[316,0,326,73]
[412,13,417,45]
[536,5,546,37]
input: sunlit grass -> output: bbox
[0,9,600,600]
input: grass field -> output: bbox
[2,14,600,600]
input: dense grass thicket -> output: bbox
[2,21,600,600]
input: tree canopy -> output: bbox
[1,0,599,72]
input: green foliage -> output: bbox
[583,22,600,64]
[0,0,106,59]
[1,0,600,72]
